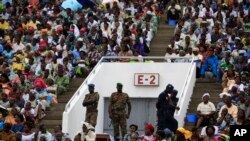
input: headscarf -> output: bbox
[177,127,192,140]
[202,93,210,99]
[80,122,96,141]
[144,123,155,134]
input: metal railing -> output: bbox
[64,56,194,112]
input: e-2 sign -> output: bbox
[134,73,159,86]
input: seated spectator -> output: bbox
[219,96,238,120]
[0,93,10,108]
[11,113,24,133]
[55,69,69,95]
[35,124,53,141]
[123,124,139,141]
[217,108,235,133]
[200,48,218,79]
[21,122,35,141]
[235,109,246,125]
[77,122,96,141]
[119,42,133,62]
[141,123,156,141]
[175,127,192,141]
[222,67,239,92]
[196,93,216,128]
[166,1,181,21]
[202,125,217,141]
[0,123,16,141]
[21,102,35,124]
[52,125,70,141]
[5,107,18,125]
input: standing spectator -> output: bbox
[108,83,131,141]
[82,84,100,127]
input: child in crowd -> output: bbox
[123,124,139,141]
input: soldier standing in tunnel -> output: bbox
[109,83,131,141]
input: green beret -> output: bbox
[117,83,123,87]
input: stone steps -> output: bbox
[184,81,222,130]
[43,78,85,130]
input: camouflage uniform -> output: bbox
[110,92,131,140]
[82,92,99,127]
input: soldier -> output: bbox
[108,83,131,141]
[82,84,99,127]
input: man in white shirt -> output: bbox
[13,37,25,52]
[36,124,53,141]
[196,93,216,128]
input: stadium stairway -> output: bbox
[149,20,175,56]
[184,80,222,130]
[43,78,85,131]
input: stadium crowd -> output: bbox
[0,0,250,140]
[0,0,162,140]
[163,0,250,140]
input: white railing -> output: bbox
[174,60,196,127]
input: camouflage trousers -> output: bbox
[111,113,127,140]
[85,111,98,127]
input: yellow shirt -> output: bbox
[0,131,16,141]
[219,104,238,120]
[12,62,25,71]
[0,21,9,30]
[22,23,29,30]
[28,21,38,29]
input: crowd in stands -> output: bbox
[0,0,162,140]
[164,0,250,140]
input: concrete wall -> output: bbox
[62,62,195,138]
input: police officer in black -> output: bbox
[156,84,178,133]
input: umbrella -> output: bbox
[61,0,83,11]
[77,0,96,9]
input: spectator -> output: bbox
[21,122,35,141]
[141,123,157,141]
[175,127,192,141]
[219,96,238,120]
[55,68,69,95]
[202,125,217,141]
[77,122,96,141]
[123,124,139,141]
[11,113,24,133]
[35,124,53,141]
[200,48,218,79]
[0,123,16,141]
[196,93,216,128]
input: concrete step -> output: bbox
[185,82,222,127]
[44,78,85,128]
[44,111,64,120]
